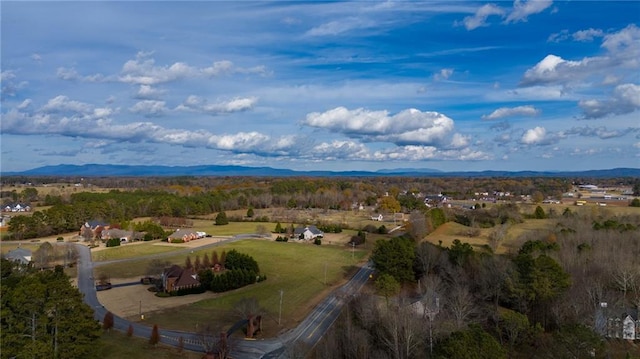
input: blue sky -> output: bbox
[2,1,639,173]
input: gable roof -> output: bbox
[4,248,32,264]
[163,264,200,289]
[168,228,199,239]
[174,267,200,288]
[293,225,323,235]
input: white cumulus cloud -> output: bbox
[482,105,540,120]
[579,83,640,119]
[129,100,168,117]
[521,126,546,144]
[176,96,257,115]
[303,107,455,146]
[136,85,166,99]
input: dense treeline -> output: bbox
[0,260,101,359]
[315,209,640,358]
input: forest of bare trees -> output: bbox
[314,208,640,358]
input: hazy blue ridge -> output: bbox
[2,164,640,178]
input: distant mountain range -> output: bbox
[2,164,640,178]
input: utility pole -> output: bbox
[278,289,284,325]
[324,262,327,285]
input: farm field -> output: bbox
[423,218,558,254]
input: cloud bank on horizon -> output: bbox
[1,1,639,172]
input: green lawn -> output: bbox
[96,239,369,335]
[92,242,185,262]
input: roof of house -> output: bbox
[85,220,109,228]
[168,229,199,239]
[164,264,200,288]
[294,225,324,235]
[4,248,32,264]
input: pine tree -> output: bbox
[220,250,227,268]
[212,251,219,266]
[274,222,283,233]
[203,253,211,268]
[194,255,202,271]
[215,211,229,225]
[185,256,193,269]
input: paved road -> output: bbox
[75,237,373,358]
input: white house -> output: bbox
[4,248,32,265]
[623,315,637,340]
[293,225,324,240]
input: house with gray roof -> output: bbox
[4,248,32,265]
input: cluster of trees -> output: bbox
[316,208,640,358]
[197,250,264,293]
[1,260,101,358]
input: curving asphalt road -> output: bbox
[74,236,374,358]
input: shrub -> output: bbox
[314,238,322,245]
[630,198,640,207]
[106,238,121,247]
[56,237,64,242]
[169,238,184,243]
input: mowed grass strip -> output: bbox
[92,242,185,262]
[99,239,368,333]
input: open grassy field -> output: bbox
[95,239,369,336]
[91,242,186,262]
[423,218,558,254]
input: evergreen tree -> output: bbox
[371,236,416,283]
[215,211,229,225]
[0,266,101,359]
[203,253,211,268]
[194,255,202,271]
